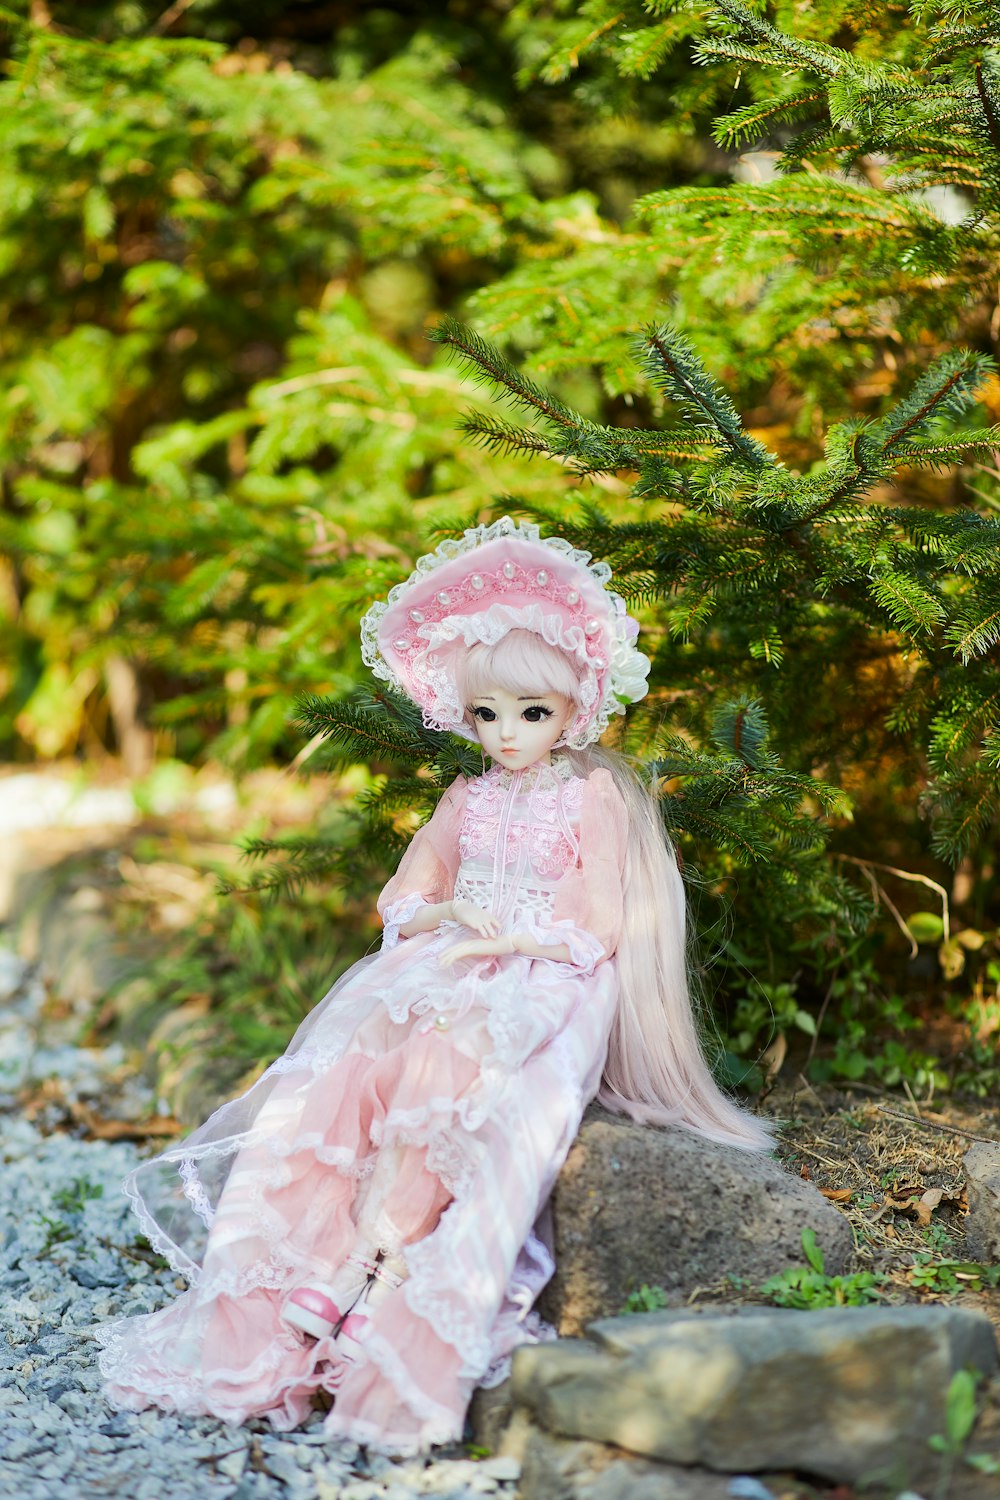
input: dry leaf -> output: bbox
[800,1163,812,1180]
[70,1100,182,1141]
[913,1200,934,1229]
[819,1187,853,1202]
[884,1184,960,1228]
[760,1032,788,1086]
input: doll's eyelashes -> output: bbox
[469,704,553,723]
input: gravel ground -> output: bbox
[0,942,520,1500]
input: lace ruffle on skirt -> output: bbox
[97,930,619,1454]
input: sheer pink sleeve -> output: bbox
[551,767,627,962]
[376,777,468,945]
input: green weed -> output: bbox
[758,1228,886,1310]
[929,1369,981,1500]
[37,1214,73,1255]
[622,1284,670,1314]
[53,1177,104,1214]
[909,1254,1000,1295]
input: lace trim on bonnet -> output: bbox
[360,517,650,749]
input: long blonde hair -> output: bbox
[458,631,772,1153]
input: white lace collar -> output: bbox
[490,754,576,791]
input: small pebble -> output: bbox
[216,1448,248,1480]
[479,1455,521,1481]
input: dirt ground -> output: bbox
[700,1078,1000,1500]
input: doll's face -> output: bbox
[466,685,576,770]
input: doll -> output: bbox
[97,517,771,1455]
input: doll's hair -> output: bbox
[457,630,771,1152]
[456,629,583,712]
[572,746,772,1151]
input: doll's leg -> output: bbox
[283,1140,452,1345]
[330,1139,452,1360]
[283,1014,474,1344]
[351,1139,452,1257]
[281,1157,441,1344]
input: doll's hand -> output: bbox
[438,934,516,968]
[449,900,501,938]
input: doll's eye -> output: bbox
[470,705,497,722]
[522,705,554,722]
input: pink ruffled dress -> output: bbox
[97,757,626,1453]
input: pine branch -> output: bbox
[712,696,769,770]
[929,681,1000,763]
[797,430,881,525]
[695,0,848,80]
[891,426,1000,466]
[638,324,773,470]
[457,413,559,461]
[429,317,577,429]
[947,586,1000,662]
[639,179,927,235]
[868,570,946,638]
[674,808,768,863]
[974,59,1000,161]
[876,349,996,455]
[294,693,425,761]
[930,772,999,861]
[355,775,442,815]
[712,89,826,151]
[925,20,1000,67]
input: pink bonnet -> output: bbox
[360,517,650,749]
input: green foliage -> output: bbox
[926,1366,1000,1495]
[622,1283,670,1314]
[928,1367,981,1495]
[35,1214,74,1255]
[2,7,680,766]
[965,1451,1000,1476]
[910,1254,1000,1296]
[53,1177,104,1214]
[725,981,817,1059]
[759,1228,887,1309]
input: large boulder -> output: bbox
[539,1107,853,1333]
[508,1304,998,1488]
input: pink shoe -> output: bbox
[335,1306,373,1361]
[282,1284,343,1340]
[281,1253,376,1341]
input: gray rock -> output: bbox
[963,1141,1000,1261]
[539,1108,852,1333]
[511,1304,999,1486]
[468,1381,516,1454]
[503,1409,732,1500]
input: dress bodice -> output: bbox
[453,759,584,929]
